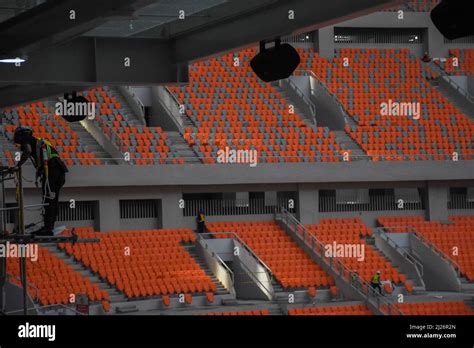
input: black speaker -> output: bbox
[431,0,474,40]
[250,39,300,82]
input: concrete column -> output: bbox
[424,183,449,222]
[97,197,120,231]
[317,27,335,59]
[296,185,319,224]
[428,24,447,58]
[161,192,184,229]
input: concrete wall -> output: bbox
[374,232,424,288]
[3,164,473,232]
[409,233,461,291]
[468,76,474,96]
[310,76,347,130]
[314,11,474,58]
[149,86,180,131]
[130,87,152,107]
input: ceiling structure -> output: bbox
[0,0,402,107]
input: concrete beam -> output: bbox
[0,37,187,87]
[173,0,401,63]
[5,160,474,189]
[0,0,157,57]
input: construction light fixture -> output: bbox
[250,38,300,82]
[0,57,26,64]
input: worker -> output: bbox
[10,127,69,236]
[370,270,383,295]
[196,211,206,234]
[351,270,360,288]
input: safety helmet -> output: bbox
[13,126,33,144]
[376,270,381,274]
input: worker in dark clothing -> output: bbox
[10,127,68,236]
[196,211,206,234]
[370,270,383,295]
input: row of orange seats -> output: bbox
[60,228,217,299]
[205,309,270,316]
[288,304,373,315]
[7,246,106,306]
[395,301,473,315]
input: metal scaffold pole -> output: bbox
[0,166,99,316]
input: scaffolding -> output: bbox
[0,165,98,315]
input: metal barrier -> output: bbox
[381,225,461,277]
[276,207,403,315]
[184,198,295,217]
[5,303,86,316]
[448,193,474,210]
[319,194,423,212]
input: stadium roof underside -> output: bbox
[0,0,402,107]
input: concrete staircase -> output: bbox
[105,87,145,127]
[424,61,474,121]
[183,243,230,296]
[334,130,367,161]
[67,122,116,165]
[43,243,127,303]
[165,131,201,163]
[272,82,316,128]
[366,237,426,293]
[430,79,474,121]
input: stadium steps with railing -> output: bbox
[334,130,368,161]
[105,86,145,127]
[182,242,231,295]
[365,237,426,293]
[271,81,316,129]
[43,243,127,303]
[424,62,474,121]
[429,79,474,121]
[66,122,116,165]
[165,131,201,163]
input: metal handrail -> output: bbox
[382,225,461,276]
[123,86,145,117]
[197,232,274,300]
[284,78,316,118]
[5,303,86,315]
[429,60,474,103]
[158,88,184,130]
[277,207,403,315]
[298,69,354,125]
[198,232,274,279]
[196,234,234,284]
[164,86,208,130]
[236,256,274,300]
[94,116,130,164]
[374,227,424,276]
[6,273,39,302]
